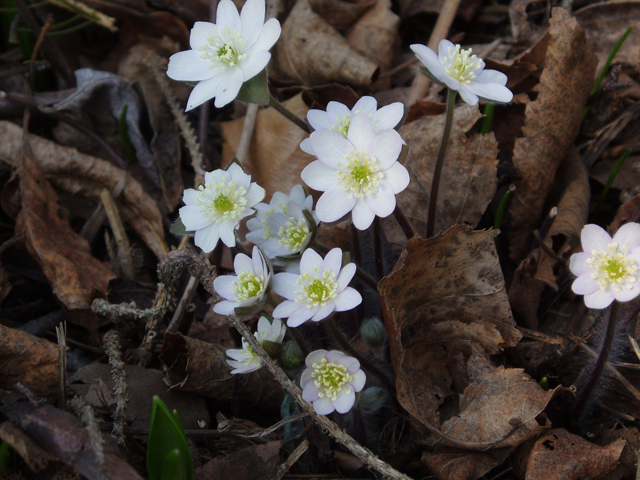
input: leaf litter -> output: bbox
[0,0,639,479]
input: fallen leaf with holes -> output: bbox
[508,146,589,329]
[384,105,499,250]
[0,121,167,259]
[196,442,281,480]
[269,0,378,88]
[0,325,59,398]
[422,446,513,480]
[507,8,597,261]
[15,146,115,330]
[525,429,625,480]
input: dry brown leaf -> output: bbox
[269,0,379,87]
[422,446,513,480]
[195,442,281,480]
[307,0,375,33]
[159,333,285,410]
[16,146,114,329]
[0,421,57,473]
[0,263,10,305]
[437,357,555,450]
[378,226,521,445]
[0,121,167,259]
[525,429,625,480]
[575,2,640,75]
[508,146,589,329]
[509,0,549,43]
[384,105,499,249]
[221,93,311,199]
[398,0,479,23]
[0,325,59,398]
[507,8,597,261]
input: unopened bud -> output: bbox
[262,340,282,359]
[357,387,387,415]
[360,317,386,348]
[279,340,305,369]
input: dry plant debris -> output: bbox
[0,0,639,479]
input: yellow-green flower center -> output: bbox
[296,268,338,307]
[278,216,310,252]
[195,180,248,223]
[232,271,265,301]
[199,26,247,70]
[442,44,482,84]
[312,358,353,401]
[587,242,638,292]
[336,150,383,199]
[332,113,352,137]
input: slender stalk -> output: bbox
[373,217,384,280]
[426,89,457,238]
[325,317,397,398]
[393,205,415,240]
[286,325,310,358]
[594,148,632,215]
[269,94,310,134]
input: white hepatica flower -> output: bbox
[300,96,405,155]
[246,185,315,251]
[570,223,640,309]
[166,0,281,111]
[410,39,513,106]
[213,246,272,315]
[226,316,286,374]
[272,248,361,327]
[301,112,409,230]
[301,350,366,415]
[179,163,265,252]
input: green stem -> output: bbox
[594,148,632,215]
[494,184,515,246]
[480,103,495,134]
[591,26,634,97]
[269,94,310,134]
[426,89,457,238]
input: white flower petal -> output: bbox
[311,303,335,321]
[333,287,362,312]
[321,248,342,277]
[316,189,356,223]
[189,21,217,49]
[336,263,356,291]
[353,96,377,114]
[167,50,215,82]
[213,300,237,315]
[438,39,455,62]
[384,162,411,194]
[326,101,351,122]
[310,130,352,167]
[179,205,211,231]
[213,275,237,300]
[194,223,221,252]
[216,0,241,31]
[240,51,270,81]
[186,74,227,111]
[305,349,328,367]
[612,281,640,303]
[582,224,612,253]
[369,130,403,170]
[300,138,314,154]
[372,102,405,130]
[346,113,375,152]
[584,288,615,309]
[288,305,317,327]
[245,17,281,54]
[218,223,237,247]
[245,183,267,207]
[410,43,445,80]
[302,381,322,402]
[233,253,253,274]
[240,0,264,47]
[300,248,323,274]
[466,80,513,104]
[475,69,508,86]
[571,274,599,295]
[301,161,338,192]
[306,110,333,131]
[313,395,335,415]
[333,389,355,414]
[612,222,640,250]
[336,354,359,372]
[351,199,375,230]
[273,273,299,299]
[273,299,299,318]
[214,67,244,108]
[182,188,199,205]
[457,85,479,106]
[350,370,366,391]
[300,367,313,387]
[365,185,396,218]
[569,252,593,276]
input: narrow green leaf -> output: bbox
[161,449,188,480]
[118,104,137,163]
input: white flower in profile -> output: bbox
[301,112,409,230]
[410,39,513,106]
[261,201,316,259]
[272,248,361,327]
[300,96,404,155]
[166,0,281,111]
[179,163,265,252]
[246,185,315,250]
[226,316,285,374]
[300,350,366,415]
[213,246,271,315]
[570,223,640,309]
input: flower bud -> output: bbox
[262,340,282,359]
[279,340,305,369]
[357,387,387,415]
[360,317,386,348]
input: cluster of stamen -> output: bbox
[278,216,310,252]
[336,151,383,199]
[195,180,248,223]
[232,271,266,301]
[587,242,638,292]
[312,358,353,401]
[332,113,352,137]
[442,45,482,84]
[295,268,338,307]
[199,26,247,70]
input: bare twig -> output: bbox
[104,330,128,445]
[101,189,135,280]
[275,439,309,480]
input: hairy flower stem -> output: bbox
[325,317,397,399]
[573,301,640,422]
[373,217,384,279]
[426,89,457,238]
[228,314,412,480]
[269,94,311,134]
[393,205,415,240]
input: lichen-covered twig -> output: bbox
[104,330,128,445]
[69,396,105,464]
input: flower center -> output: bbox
[312,358,353,401]
[296,268,338,307]
[587,242,638,292]
[332,113,352,137]
[442,45,482,84]
[336,151,383,199]
[195,180,248,224]
[200,26,247,70]
[232,271,266,301]
[278,216,310,252]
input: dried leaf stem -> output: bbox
[269,94,310,134]
[236,103,260,163]
[426,89,457,238]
